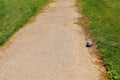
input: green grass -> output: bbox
[77,0,120,80]
[0,0,51,45]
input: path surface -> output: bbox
[0,0,101,80]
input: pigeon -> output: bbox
[86,42,93,47]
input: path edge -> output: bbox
[76,0,109,80]
[0,0,53,51]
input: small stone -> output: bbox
[86,42,93,47]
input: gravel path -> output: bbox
[0,0,101,80]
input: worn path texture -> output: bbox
[0,0,102,80]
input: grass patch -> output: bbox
[0,0,51,45]
[77,0,120,80]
